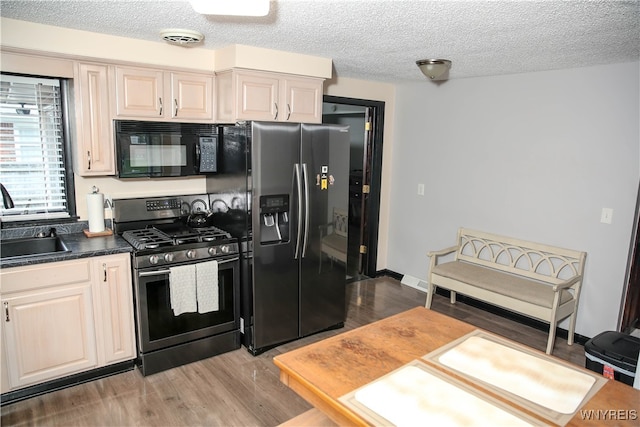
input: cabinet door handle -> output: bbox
[159,98,163,116]
[174,99,178,117]
[4,302,9,322]
[103,263,107,282]
[273,102,278,120]
[87,150,92,170]
[286,104,292,121]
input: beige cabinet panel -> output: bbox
[1,321,9,394]
[235,71,279,121]
[2,283,97,389]
[170,72,214,120]
[115,66,164,118]
[92,254,136,365]
[0,254,136,393]
[1,258,92,294]
[74,62,115,176]
[283,77,323,123]
[115,66,214,121]
[216,69,324,123]
[215,71,235,123]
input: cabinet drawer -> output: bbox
[1,259,92,294]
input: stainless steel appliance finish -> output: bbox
[244,122,350,355]
[113,195,240,375]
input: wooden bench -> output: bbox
[426,228,587,354]
[319,208,348,272]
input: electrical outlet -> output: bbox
[600,208,613,224]
[417,183,425,196]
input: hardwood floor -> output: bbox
[1,276,587,426]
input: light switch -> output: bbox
[417,183,425,196]
[600,208,613,224]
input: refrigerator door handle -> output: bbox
[294,163,303,259]
[302,163,310,258]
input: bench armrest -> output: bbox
[552,275,582,292]
[318,222,336,237]
[427,246,458,272]
[427,246,458,258]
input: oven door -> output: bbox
[134,255,239,353]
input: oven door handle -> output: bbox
[138,257,239,277]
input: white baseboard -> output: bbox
[400,274,428,293]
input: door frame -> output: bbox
[619,180,640,333]
[323,95,385,278]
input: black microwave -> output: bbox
[115,120,218,178]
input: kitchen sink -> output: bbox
[1,236,71,259]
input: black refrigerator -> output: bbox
[243,121,350,355]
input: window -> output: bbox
[0,74,75,222]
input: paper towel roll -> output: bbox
[87,192,105,232]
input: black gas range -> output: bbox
[121,222,238,269]
[113,195,241,376]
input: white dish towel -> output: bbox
[196,260,219,314]
[169,264,197,316]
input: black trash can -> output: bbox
[584,331,640,386]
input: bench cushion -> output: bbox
[432,261,573,308]
[322,233,346,252]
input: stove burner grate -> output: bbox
[122,229,174,250]
[195,226,231,242]
[122,224,233,251]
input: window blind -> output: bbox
[0,74,69,220]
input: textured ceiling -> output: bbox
[1,0,638,82]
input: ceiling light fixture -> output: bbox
[160,29,204,46]
[416,59,452,80]
[189,0,270,17]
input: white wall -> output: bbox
[389,62,640,339]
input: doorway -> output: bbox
[620,182,640,335]
[322,96,385,280]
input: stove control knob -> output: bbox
[186,249,196,259]
[221,245,230,253]
[149,255,159,265]
[164,253,174,262]
[208,247,218,256]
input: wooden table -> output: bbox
[274,307,640,426]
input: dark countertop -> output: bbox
[0,229,132,269]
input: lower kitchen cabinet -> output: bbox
[92,254,136,365]
[1,279,98,391]
[0,253,136,394]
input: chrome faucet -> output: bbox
[36,227,57,238]
[1,183,14,209]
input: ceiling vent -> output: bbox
[160,29,204,46]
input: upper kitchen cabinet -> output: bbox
[283,76,324,123]
[170,72,215,121]
[216,69,323,124]
[114,66,163,118]
[114,66,214,121]
[74,62,115,176]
